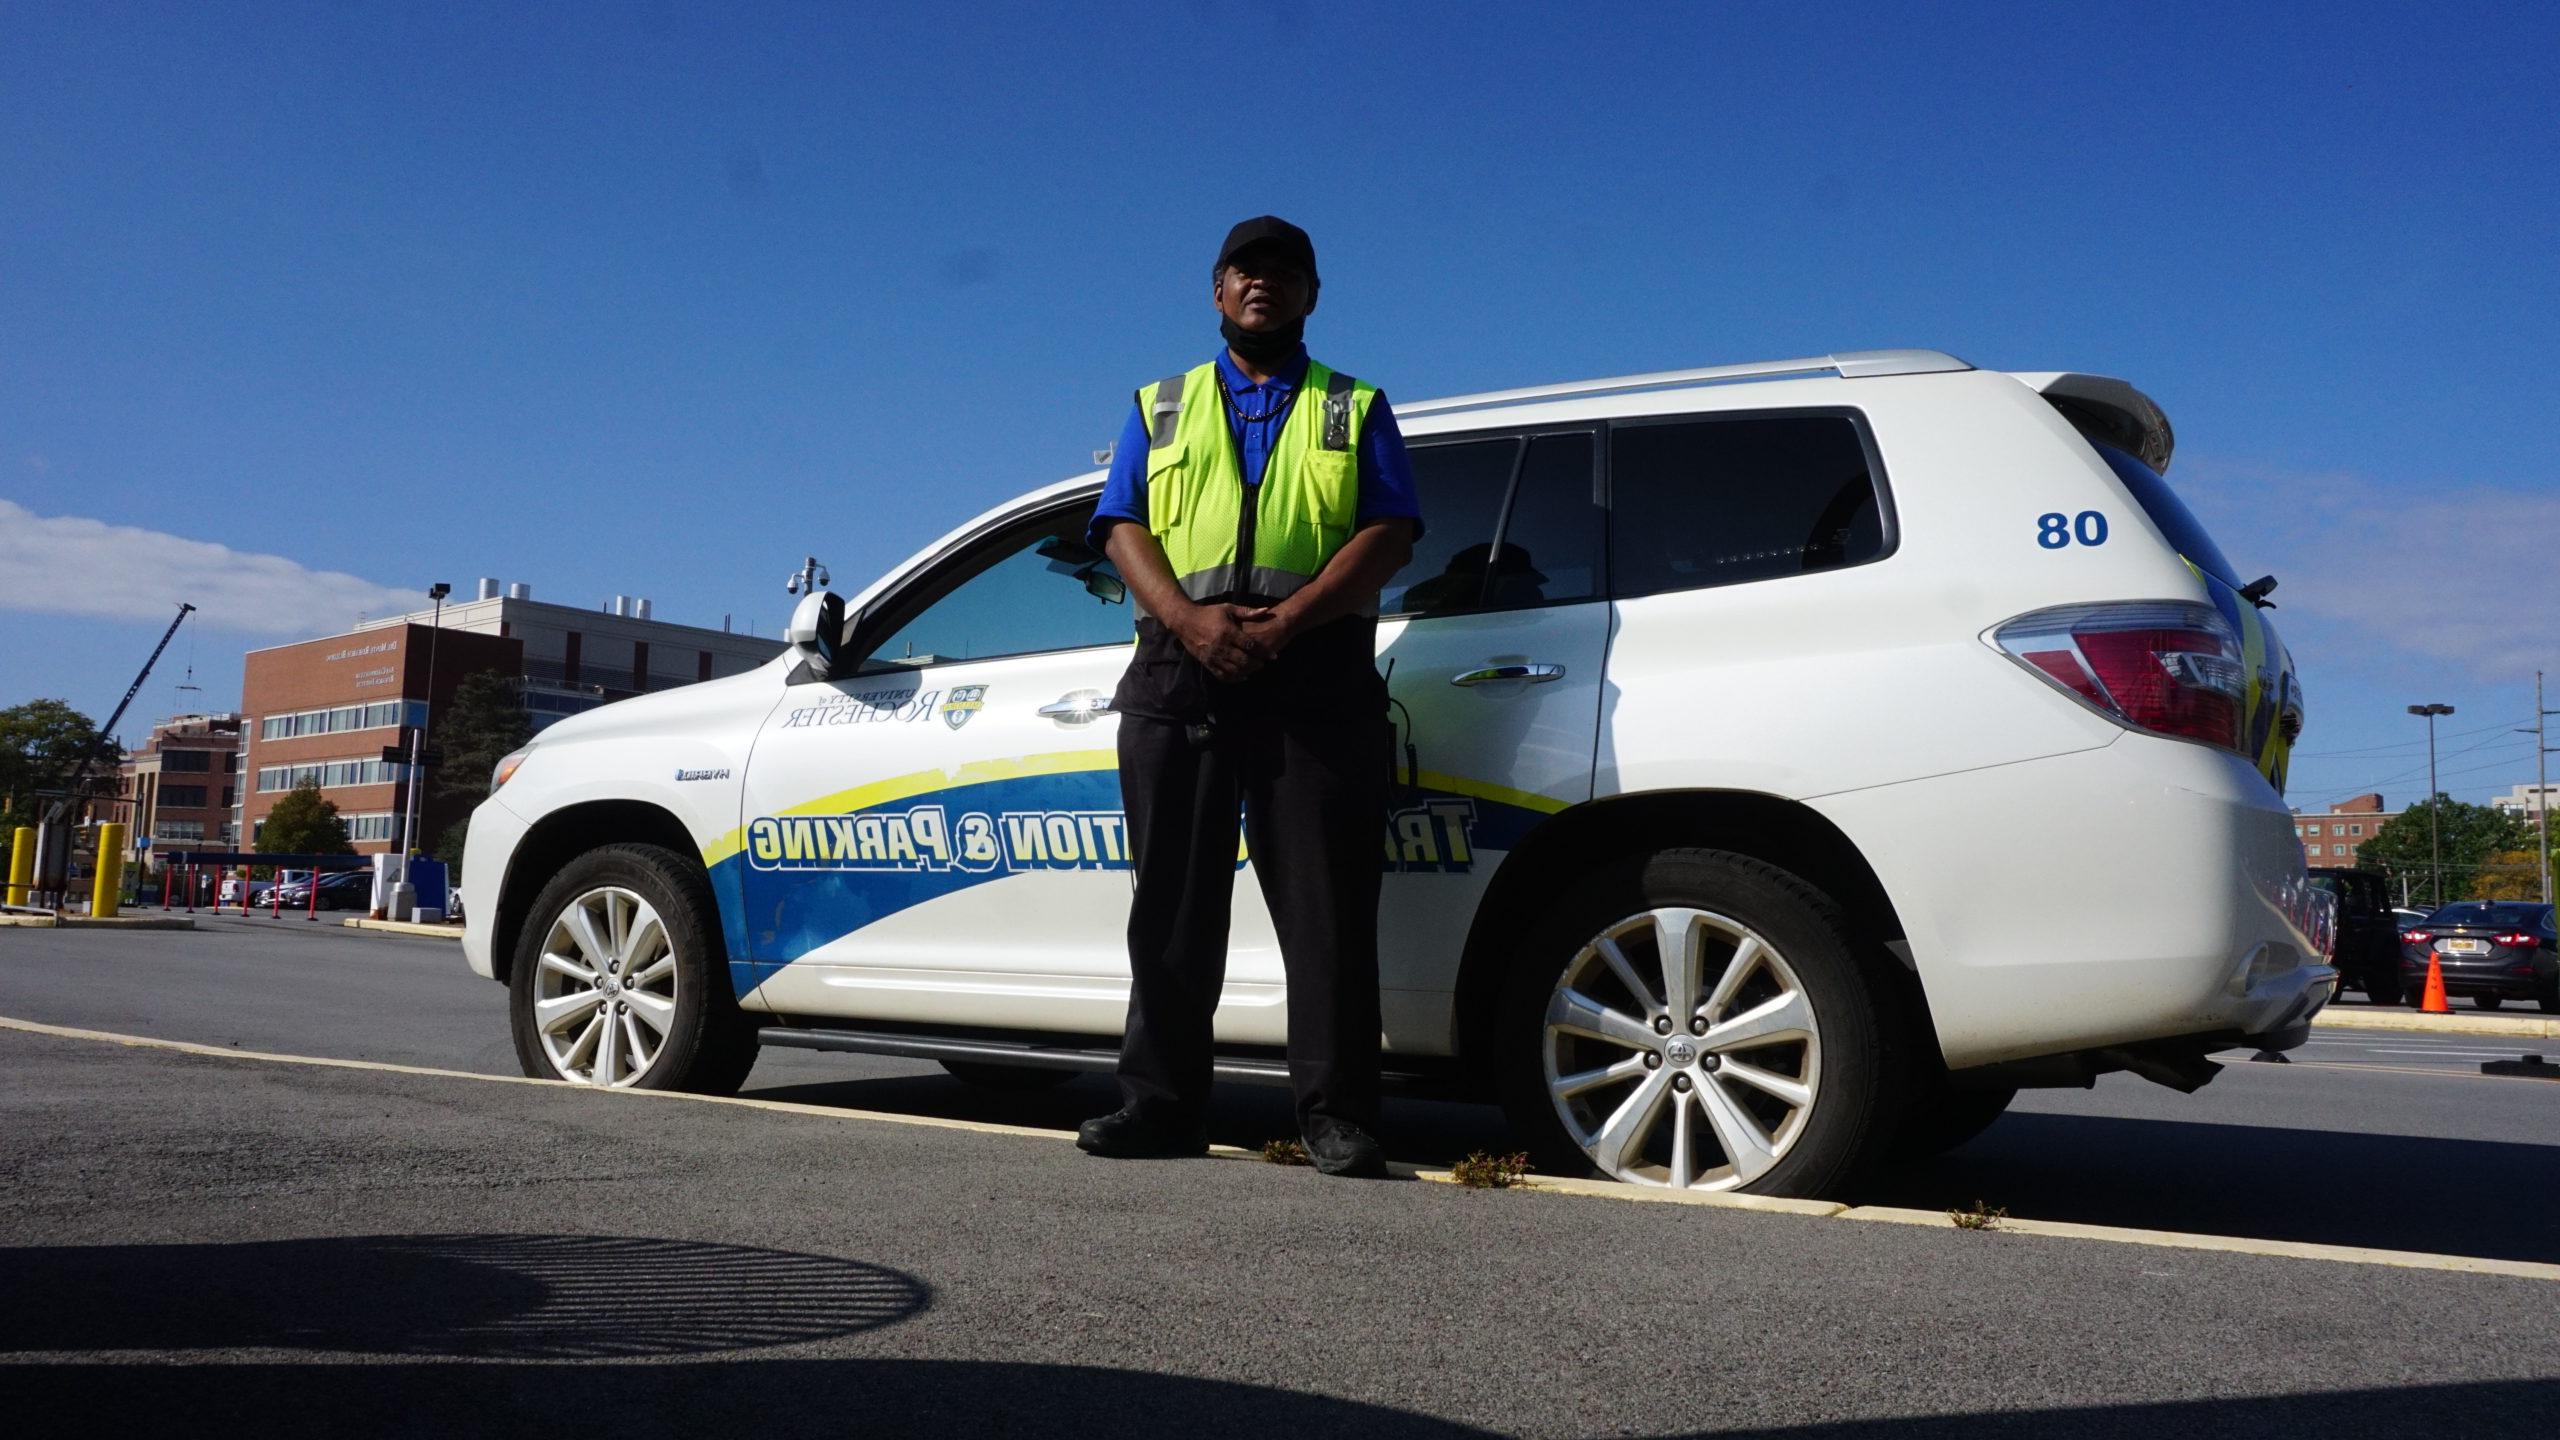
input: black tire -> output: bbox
[2364,969,2404,1007]
[1494,848,1914,1200]
[940,1060,1079,1092]
[2474,995,2503,1011]
[1890,1081,2016,1162]
[508,843,757,1094]
[2539,987,2559,1016]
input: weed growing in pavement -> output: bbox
[1261,1138,1311,1166]
[1949,1199,2007,1231]
[1449,1150,1534,1189]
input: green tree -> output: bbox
[260,779,352,856]
[434,816,470,882]
[0,699,107,823]
[432,670,532,802]
[2360,798,2530,908]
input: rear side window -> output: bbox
[1609,413,1888,599]
[2092,443,2241,586]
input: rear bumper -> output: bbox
[1812,733,2337,1069]
[2401,954,2551,1000]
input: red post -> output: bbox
[270,867,282,918]
[307,867,321,922]
[159,864,172,910]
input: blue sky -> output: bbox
[4,1,2554,807]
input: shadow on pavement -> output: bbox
[3,1364,2551,1438]
[1857,1113,2560,1263]
[0,1233,927,1358]
[743,1068,1517,1163]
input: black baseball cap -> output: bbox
[1215,216,1318,283]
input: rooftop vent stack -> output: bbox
[610,595,629,617]
[722,614,732,633]
[476,578,499,601]
[506,583,530,600]
[634,598,653,621]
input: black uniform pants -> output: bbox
[1115,708,1386,1133]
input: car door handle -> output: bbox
[1037,692,1115,721]
[1451,663,1567,687]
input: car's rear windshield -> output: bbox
[2423,902,2553,928]
[2093,443,2241,587]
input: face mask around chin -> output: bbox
[1221,315,1303,366]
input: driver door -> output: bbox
[739,500,1162,1035]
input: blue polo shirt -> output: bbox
[1088,345,1422,553]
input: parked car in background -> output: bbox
[2390,907,2431,929]
[267,870,371,912]
[2309,868,2402,1004]
[2399,901,2557,1012]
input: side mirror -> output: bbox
[785,591,846,681]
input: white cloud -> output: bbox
[0,500,419,635]
[2178,459,2560,683]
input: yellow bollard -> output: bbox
[5,827,33,908]
[89,823,127,918]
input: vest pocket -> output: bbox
[1302,450,1356,527]
[1146,451,1187,528]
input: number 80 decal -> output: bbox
[2037,511,2108,549]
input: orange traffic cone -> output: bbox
[2420,955,2451,1015]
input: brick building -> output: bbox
[237,581,781,856]
[2294,792,2398,868]
[116,713,243,864]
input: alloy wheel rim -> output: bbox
[532,886,678,1087]
[1541,906,1822,1190]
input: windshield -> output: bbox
[2422,902,2553,929]
[2093,443,2242,586]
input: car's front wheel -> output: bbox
[508,843,757,1093]
[1496,849,1911,1198]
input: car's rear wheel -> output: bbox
[2363,968,2404,1007]
[940,1060,1078,1091]
[1496,849,1910,1198]
[2475,995,2504,1011]
[508,843,756,1094]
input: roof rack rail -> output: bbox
[1398,349,1972,419]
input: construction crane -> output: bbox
[44,602,195,827]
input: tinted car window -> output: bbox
[1489,432,1603,609]
[861,505,1129,668]
[1610,413,1886,598]
[1384,438,1519,617]
[2422,901,2553,928]
[2092,443,2242,587]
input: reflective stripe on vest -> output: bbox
[1137,360,1377,607]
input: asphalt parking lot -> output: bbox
[5,919,2558,1436]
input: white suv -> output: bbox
[461,349,2335,1198]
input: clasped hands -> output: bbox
[1168,600,1300,682]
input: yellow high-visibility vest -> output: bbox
[1135,359,1378,605]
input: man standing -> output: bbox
[1076,217,1420,1177]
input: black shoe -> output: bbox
[1076,1107,1208,1159]
[1303,1119,1388,1178]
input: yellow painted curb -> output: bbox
[1412,1168,1847,1215]
[0,914,59,928]
[60,915,196,930]
[342,918,464,940]
[4,1012,2553,1283]
[2314,1008,2559,1040]
[1836,1205,2560,1282]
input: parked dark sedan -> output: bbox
[264,870,373,912]
[2399,901,2558,1012]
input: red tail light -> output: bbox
[2494,932,2538,947]
[1994,602,2250,753]
[2399,930,2433,945]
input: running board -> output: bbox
[756,1024,1468,1094]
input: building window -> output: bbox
[162,750,214,773]
[152,820,205,842]
[2307,845,2324,857]
[256,759,412,793]
[161,784,209,808]
[2350,824,2364,836]
[342,812,400,842]
[259,701,426,742]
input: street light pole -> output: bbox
[2407,702,2455,906]
[2522,670,2555,906]
[402,583,450,861]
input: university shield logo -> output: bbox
[940,685,987,731]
